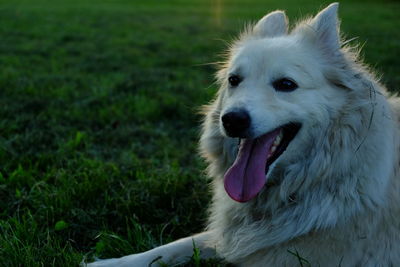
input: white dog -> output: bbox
[88,3,400,266]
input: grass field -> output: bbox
[0,0,399,266]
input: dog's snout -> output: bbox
[221,110,251,138]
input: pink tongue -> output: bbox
[224,129,280,202]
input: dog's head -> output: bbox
[202,3,346,203]
[201,3,393,205]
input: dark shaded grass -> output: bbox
[0,0,399,266]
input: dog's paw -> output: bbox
[85,258,121,267]
[84,253,163,267]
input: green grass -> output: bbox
[0,0,399,266]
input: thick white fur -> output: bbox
[87,3,400,266]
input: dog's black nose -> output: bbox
[222,110,251,138]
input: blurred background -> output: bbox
[0,0,399,265]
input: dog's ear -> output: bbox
[309,3,340,52]
[253,11,288,38]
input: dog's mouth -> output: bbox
[224,123,301,202]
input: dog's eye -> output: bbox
[228,75,242,87]
[272,78,298,92]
